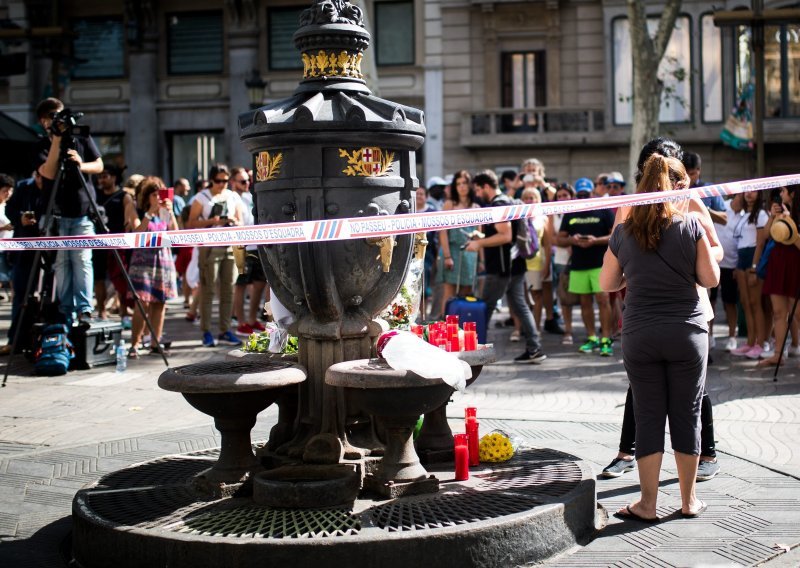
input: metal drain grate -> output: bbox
[473,451,582,498]
[174,507,361,538]
[175,360,292,376]
[371,491,541,532]
[85,485,211,528]
[96,456,215,490]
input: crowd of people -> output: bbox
[420,149,800,370]
[0,97,272,357]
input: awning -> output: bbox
[0,111,39,143]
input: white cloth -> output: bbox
[0,204,12,243]
[734,209,768,249]
[717,201,741,269]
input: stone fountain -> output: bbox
[69,3,597,566]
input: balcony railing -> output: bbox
[460,107,608,148]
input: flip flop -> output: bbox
[681,500,708,519]
[615,505,659,524]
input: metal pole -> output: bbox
[753,0,766,176]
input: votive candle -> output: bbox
[454,434,469,481]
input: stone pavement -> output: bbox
[1,297,800,566]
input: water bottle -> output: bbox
[116,339,127,373]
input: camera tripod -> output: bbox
[3,134,168,387]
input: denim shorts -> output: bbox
[736,246,755,271]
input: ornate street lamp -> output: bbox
[245,69,267,109]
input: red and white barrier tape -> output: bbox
[2,173,798,251]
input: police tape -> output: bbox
[2,172,799,251]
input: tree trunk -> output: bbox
[627,0,682,180]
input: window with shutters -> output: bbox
[72,18,125,79]
[269,7,305,70]
[375,1,414,66]
[167,11,224,76]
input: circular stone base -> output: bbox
[71,448,596,568]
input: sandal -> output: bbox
[561,334,573,345]
[127,346,141,359]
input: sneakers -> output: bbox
[77,312,92,326]
[202,331,216,347]
[696,459,720,481]
[236,323,255,336]
[561,334,573,345]
[251,321,266,332]
[513,349,547,364]
[789,345,800,358]
[601,457,636,478]
[724,337,738,352]
[218,330,243,346]
[509,330,521,342]
[745,344,764,360]
[731,343,754,356]
[579,336,600,354]
[761,341,775,359]
[599,337,613,357]
[544,318,565,335]
[709,335,717,349]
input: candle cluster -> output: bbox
[453,406,480,481]
[410,315,479,352]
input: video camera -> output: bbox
[49,108,90,140]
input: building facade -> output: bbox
[1,0,798,186]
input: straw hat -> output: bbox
[770,216,800,245]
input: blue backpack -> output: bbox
[34,324,75,376]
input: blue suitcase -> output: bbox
[444,296,488,345]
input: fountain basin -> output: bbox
[253,464,360,509]
[326,358,470,496]
[158,361,306,490]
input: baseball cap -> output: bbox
[606,171,626,186]
[426,176,447,190]
[574,178,594,194]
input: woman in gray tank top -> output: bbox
[599,154,720,522]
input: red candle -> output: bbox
[465,407,477,420]
[454,434,469,481]
[464,330,477,351]
[466,421,480,466]
[447,322,458,340]
[463,321,476,332]
[446,314,459,325]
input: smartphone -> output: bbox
[772,193,783,205]
[158,187,174,202]
[22,211,35,220]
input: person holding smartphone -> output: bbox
[126,177,178,358]
[557,178,616,356]
[186,163,244,347]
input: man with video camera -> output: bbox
[36,97,103,326]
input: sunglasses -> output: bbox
[212,178,229,184]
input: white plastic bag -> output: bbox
[378,330,469,392]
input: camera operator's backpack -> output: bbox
[34,324,74,376]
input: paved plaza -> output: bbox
[1,297,800,567]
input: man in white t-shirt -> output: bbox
[229,167,269,336]
[186,163,244,347]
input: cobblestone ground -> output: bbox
[0,297,799,566]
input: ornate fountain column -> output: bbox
[239,0,425,464]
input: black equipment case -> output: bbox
[69,320,122,370]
